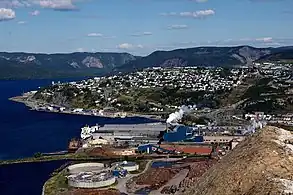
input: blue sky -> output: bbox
[0,0,293,56]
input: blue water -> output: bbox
[151,161,175,168]
[0,160,66,195]
[0,79,158,195]
[0,79,157,160]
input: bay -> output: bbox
[0,79,157,195]
[0,160,66,195]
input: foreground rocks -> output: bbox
[183,126,293,195]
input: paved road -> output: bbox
[116,158,185,195]
[116,160,152,194]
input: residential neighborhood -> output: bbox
[51,66,250,95]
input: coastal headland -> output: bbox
[9,95,164,121]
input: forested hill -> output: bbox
[1,45,293,79]
[116,46,273,72]
[0,52,137,79]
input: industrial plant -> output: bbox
[76,118,255,156]
[59,108,272,194]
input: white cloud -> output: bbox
[37,0,76,10]
[137,44,144,48]
[17,20,27,24]
[117,43,133,49]
[131,32,152,37]
[256,37,273,42]
[0,0,80,10]
[76,47,85,52]
[167,24,188,30]
[30,10,40,16]
[117,43,144,50]
[86,33,116,39]
[0,0,31,8]
[180,9,215,18]
[87,33,103,37]
[161,9,215,18]
[0,8,16,21]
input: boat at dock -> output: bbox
[68,139,82,153]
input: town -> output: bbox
[12,66,253,116]
[9,61,293,122]
[8,62,293,195]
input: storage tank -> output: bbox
[67,171,116,188]
[111,161,139,172]
[67,163,105,174]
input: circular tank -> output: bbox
[68,170,116,188]
[111,161,139,172]
[68,163,105,174]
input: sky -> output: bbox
[0,0,293,56]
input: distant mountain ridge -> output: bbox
[1,45,293,79]
[0,52,137,79]
[116,46,273,72]
[257,47,293,62]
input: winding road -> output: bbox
[116,160,152,194]
[116,158,185,195]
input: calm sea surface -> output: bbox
[0,79,157,195]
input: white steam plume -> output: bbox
[166,105,191,124]
[243,118,266,135]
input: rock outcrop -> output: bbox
[183,126,293,195]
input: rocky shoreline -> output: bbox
[9,95,164,121]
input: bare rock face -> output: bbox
[183,126,293,195]
[231,46,272,65]
[160,58,188,67]
[69,62,80,69]
[16,55,41,64]
[231,54,245,64]
[82,56,104,68]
